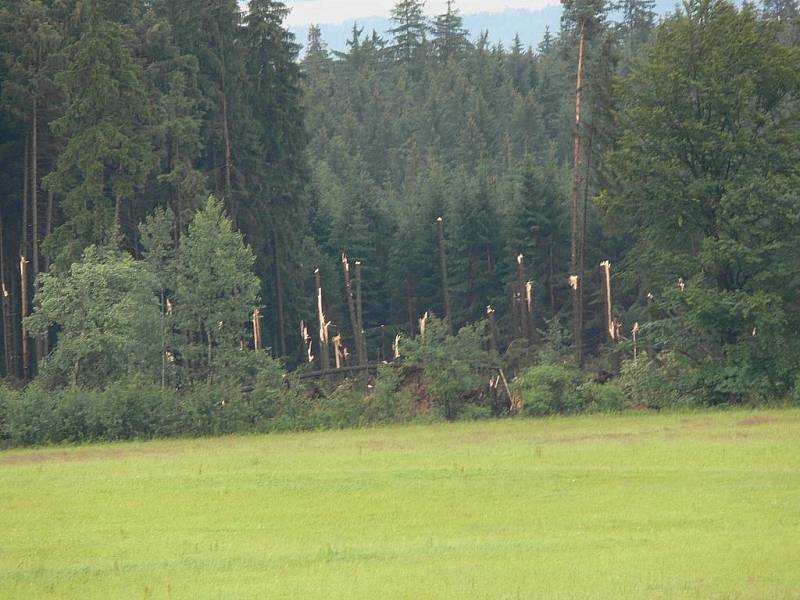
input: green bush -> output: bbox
[618,354,690,409]
[401,315,496,419]
[578,381,626,413]
[512,364,584,417]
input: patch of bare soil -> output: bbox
[736,415,778,427]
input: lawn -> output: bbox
[1,409,799,599]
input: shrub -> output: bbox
[401,315,496,419]
[578,381,626,413]
[618,354,690,409]
[512,364,584,417]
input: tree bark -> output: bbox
[315,268,330,371]
[342,254,366,366]
[20,256,30,381]
[437,217,453,334]
[355,261,367,362]
[570,21,586,366]
[272,229,287,357]
[222,94,232,200]
[406,277,416,338]
[0,209,13,377]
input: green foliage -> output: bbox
[174,197,261,383]
[617,354,688,409]
[513,364,585,416]
[27,246,160,389]
[605,0,800,403]
[401,315,496,419]
[578,381,626,412]
[43,15,156,267]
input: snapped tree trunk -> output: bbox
[315,268,330,371]
[272,229,287,358]
[19,256,29,381]
[570,21,587,367]
[355,261,367,363]
[342,254,366,366]
[437,217,453,334]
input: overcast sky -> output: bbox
[283,1,558,26]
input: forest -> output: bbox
[0,0,798,445]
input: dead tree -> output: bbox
[342,254,366,366]
[20,256,30,381]
[437,217,453,334]
[355,261,367,362]
[486,305,498,353]
[570,21,587,366]
[252,307,263,352]
[516,254,533,340]
[314,268,330,371]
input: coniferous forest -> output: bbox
[0,0,799,445]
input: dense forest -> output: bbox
[0,0,798,445]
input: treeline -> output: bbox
[0,0,798,440]
[0,0,309,378]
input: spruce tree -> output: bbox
[43,10,155,269]
[432,0,469,60]
[388,0,429,64]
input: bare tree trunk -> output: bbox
[355,261,367,363]
[548,241,556,313]
[32,102,45,365]
[0,209,13,377]
[272,229,286,357]
[207,330,213,384]
[570,21,586,367]
[22,136,29,260]
[253,308,262,352]
[20,256,29,382]
[406,278,416,338]
[342,254,366,366]
[516,254,531,340]
[437,217,453,334]
[315,268,330,371]
[222,94,232,201]
[486,305,498,353]
[31,102,39,277]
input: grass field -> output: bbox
[1,410,799,599]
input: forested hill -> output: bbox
[0,0,798,409]
[289,0,682,56]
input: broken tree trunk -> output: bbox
[570,21,587,367]
[406,278,416,338]
[20,256,29,381]
[342,254,366,366]
[315,268,330,371]
[437,217,453,334]
[272,229,287,357]
[354,261,367,363]
[516,254,532,340]
[601,260,615,344]
[253,307,262,352]
[0,208,12,377]
[486,305,498,354]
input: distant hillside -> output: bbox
[289,1,683,56]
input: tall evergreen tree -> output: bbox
[43,10,155,268]
[432,0,469,60]
[388,0,429,64]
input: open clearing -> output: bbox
[1,410,799,599]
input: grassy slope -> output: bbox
[1,410,799,599]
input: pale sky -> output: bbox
[283,1,558,26]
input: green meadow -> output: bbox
[1,410,799,599]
